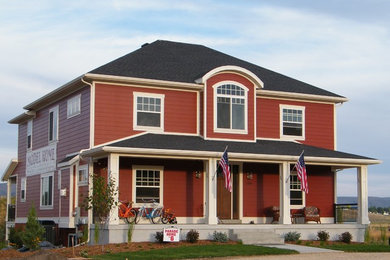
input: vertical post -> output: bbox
[108,154,120,225]
[206,158,218,224]
[279,162,291,224]
[357,165,369,224]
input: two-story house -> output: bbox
[2,40,380,245]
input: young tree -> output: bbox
[22,204,45,250]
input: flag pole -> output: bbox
[286,150,304,183]
[213,145,228,181]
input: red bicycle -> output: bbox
[118,200,137,224]
[161,208,177,224]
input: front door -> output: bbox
[217,164,240,220]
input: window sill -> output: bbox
[40,206,54,210]
[214,128,248,135]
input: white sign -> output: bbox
[163,228,180,242]
[26,143,57,176]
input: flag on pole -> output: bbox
[295,151,308,194]
[219,147,232,192]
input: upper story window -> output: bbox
[133,92,164,131]
[290,171,305,208]
[214,83,248,133]
[27,120,32,149]
[280,105,305,140]
[49,106,59,142]
[67,94,81,118]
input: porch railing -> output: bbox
[7,204,15,221]
[334,203,358,223]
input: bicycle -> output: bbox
[135,199,164,224]
[118,200,137,224]
[161,208,177,224]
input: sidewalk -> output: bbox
[263,243,340,253]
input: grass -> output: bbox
[93,244,298,259]
[313,243,390,252]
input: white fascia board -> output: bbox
[85,73,203,91]
[81,146,381,167]
[257,89,348,104]
[2,159,18,181]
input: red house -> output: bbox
[2,40,380,245]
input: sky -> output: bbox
[0,0,389,197]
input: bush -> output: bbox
[154,231,164,243]
[284,231,301,242]
[186,229,199,243]
[8,227,23,249]
[22,204,45,250]
[317,230,330,241]
[339,232,352,244]
[213,231,228,243]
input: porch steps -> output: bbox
[232,229,284,245]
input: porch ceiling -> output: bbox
[82,133,380,166]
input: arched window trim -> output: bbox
[213,81,248,134]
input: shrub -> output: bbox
[154,231,164,243]
[317,230,330,242]
[284,231,301,242]
[80,250,89,258]
[8,227,23,249]
[339,232,352,244]
[213,231,228,243]
[186,229,199,243]
[22,204,45,250]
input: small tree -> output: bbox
[22,204,45,250]
[83,173,117,245]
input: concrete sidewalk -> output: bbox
[262,243,340,253]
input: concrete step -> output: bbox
[233,230,284,245]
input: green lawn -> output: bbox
[93,244,298,260]
[311,243,390,252]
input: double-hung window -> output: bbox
[20,177,26,202]
[49,106,59,142]
[40,173,53,208]
[133,93,164,131]
[290,171,304,207]
[27,120,32,149]
[280,105,305,139]
[214,83,247,133]
[133,166,163,204]
[78,165,88,186]
[67,94,81,118]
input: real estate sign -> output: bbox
[26,143,57,176]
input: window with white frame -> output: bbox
[290,171,304,207]
[133,166,163,204]
[27,120,32,149]
[280,105,305,139]
[133,93,164,130]
[40,173,53,208]
[215,83,247,132]
[78,165,88,185]
[49,106,59,142]
[67,94,81,118]
[20,177,26,202]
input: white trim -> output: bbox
[1,159,18,181]
[66,94,81,119]
[213,81,248,134]
[48,106,59,143]
[257,89,348,104]
[40,172,54,209]
[133,92,165,132]
[334,103,338,150]
[196,91,200,135]
[197,65,264,88]
[90,82,95,148]
[289,171,306,209]
[132,165,164,207]
[78,164,88,186]
[279,104,305,141]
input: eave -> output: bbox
[257,89,348,104]
[1,159,18,181]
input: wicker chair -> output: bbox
[303,206,321,223]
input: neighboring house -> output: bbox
[2,40,380,245]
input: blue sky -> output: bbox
[0,0,389,196]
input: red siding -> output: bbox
[205,73,256,141]
[257,97,334,150]
[243,163,279,217]
[94,83,198,145]
[306,166,334,217]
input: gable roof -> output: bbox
[90,40,344,99]
[82,133,379,166]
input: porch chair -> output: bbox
[303,206,321,224]
[265,206,279,223]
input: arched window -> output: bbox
[215,83,247,131]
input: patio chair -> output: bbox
[303,206,321,223]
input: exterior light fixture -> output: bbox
[246,172,253,180]
[195,171,202,179]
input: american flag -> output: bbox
[219,148,232,192]
[295,152,308,194]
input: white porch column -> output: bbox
[357,165,369,224]
[108,154,120,225]
[206,158,218,224]
[333,170,338,204]
[279,162,291,224]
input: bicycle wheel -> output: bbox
[135,209,142,224]
[126,208,137,224]
[151,208,162,224]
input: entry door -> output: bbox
[217,164,240,220]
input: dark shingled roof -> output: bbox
[90,40,343,98]
[106,133,374,161]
